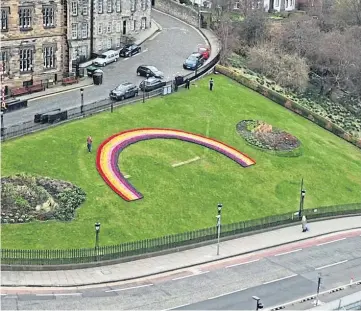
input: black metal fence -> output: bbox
[0,54,220,142]
[1,203,360,266]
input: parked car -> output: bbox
[86,65,98,77]
[197,44,210,60]
[93,50,118,67]
[136,65,164,78]
[139,77,167,92]
[119,44,141,57]
[109,82,138,100]
[183,52,205,70]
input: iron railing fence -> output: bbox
[1,54,220,142]
[1,203,360,266]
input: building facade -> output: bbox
[1,0,67,89]
[1,0,152,90]
[68,0,152,69]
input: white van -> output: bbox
[93,50,119,67]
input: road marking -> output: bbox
[28,84,93,102]
[263,274,298,285]
[172,271,209,281]
[315,260,348,270]
[123,58,129,61]
[105,284,154,292]
[317,238,346,246]
[161,302,191,311]
[207,288,248,300]
[0,294,7,296]
[274,249,303,256]
[226,259,259,268]
[142,48,149,53]
[36,294,55,296]
[265,279,361,311]
[54,293,82,296]
[172,156,201,168]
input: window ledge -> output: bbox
[19,27,33,31]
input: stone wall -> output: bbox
[154,0,199,28]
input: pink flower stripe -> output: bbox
[96,128,256,202]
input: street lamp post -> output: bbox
[298,178,306,220]
[80,88,84,115]
[142,73,149,103]
[216,203,222,256]
[0,112,4,137]
[94,222,101,250]
[252,296,263,311]
[315,273,322,306]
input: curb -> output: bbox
[2,227,360,288]
[25,81,94,102]
[137,19,162,45]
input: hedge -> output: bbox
[216,65,361,149]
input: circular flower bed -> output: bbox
[0,174,86,224]
[236,120,301,154]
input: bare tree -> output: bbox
[334,0,361,26]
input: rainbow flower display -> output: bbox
[96,128,256,201]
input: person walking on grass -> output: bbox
[209,78,214,91]
[87,136,93,153]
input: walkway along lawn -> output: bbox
[1,75,361,250]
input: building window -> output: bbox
[131,0,136,11]
[116,22,120,32]
[97,41,102,51]
[116,0,121,12]
[141,0,146,10]
[107,38,112,49]
[141,17,146,29]
[131,19,135,31]
[71,23,78,39]
[112,21,116,32]
[43,46,56,69]
[81,23,88,38]
[98,0,103,13]
[107,22,111,33]
[1,8,10,32]
[107,0,112,12]
[275,0,279,6]
[102,40,107,50]
[19,47,34,73]
[19,7,32,30]
[82,3,88,15]
[233,1,240,9]
[98,23,102,34]
[71,2,77,15]
[0,50,9,74]
[43,6,55,28]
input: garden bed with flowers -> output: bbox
[0,174,86,224]
[236,120,302,156]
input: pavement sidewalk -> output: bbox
[16,20,161,103]
[1,217,360,287]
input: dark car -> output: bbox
[86,65,98,77]
[136,65,164,78]
[109,82,139,101]
[139,77,167,92]
[119,44,141,57]
[183,52,205,70]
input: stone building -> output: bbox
[1,0,67,89]
[68,0,152,67]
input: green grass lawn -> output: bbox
[1,75,361,250]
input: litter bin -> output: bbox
[93,70,103,85]
[175,75,184,86]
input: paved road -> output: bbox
[2,235,361,310]
[3,10,206,127]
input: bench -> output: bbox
[28,84,45,93]
[11,87,28,97]
[62,77,78,85]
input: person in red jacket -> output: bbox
[87,136,93,152]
